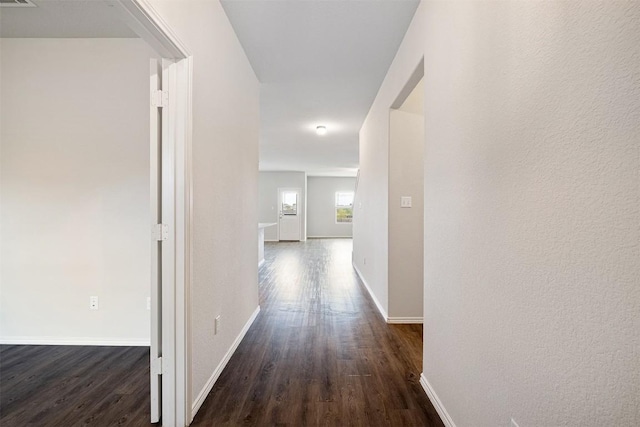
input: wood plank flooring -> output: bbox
[192,239,443,426]
[0,345,150,426]
[0,239,442,426]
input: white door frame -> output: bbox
[149,59,161,423]
[109,1,192,426]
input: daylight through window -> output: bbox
[335,192,354,223]
[282,191,298,215]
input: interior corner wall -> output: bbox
[359,1,640,426]
[0,38,155,345]
[388,109,424,320]
[307,176,356,238]
[258,171,307,241]
[145,0,260,411]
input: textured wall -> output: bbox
[307,177,355,238]
[147,0,260,407]
[422,2,640,425]
[0,39,154,344]
[358,1,640,425]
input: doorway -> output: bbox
[386,61,426,409]
[387,59,425,324]
[278,188,302,241]
[0,1,192,425]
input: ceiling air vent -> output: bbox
[0,0,37,7]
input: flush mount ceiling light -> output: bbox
[316,125,327,136]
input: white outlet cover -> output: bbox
[401,196,412,208]
[89,296,99,310]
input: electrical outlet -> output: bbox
[147,297,151,310]
[215,315,222,335]
[510,418,520,427]
[401,196,412,208]
[89,296,99,310]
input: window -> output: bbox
[282,191,298,215]
[335,191,354,223]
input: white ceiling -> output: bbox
[2,0,419,177]
[221,0,420,177]
[0,0,137,38]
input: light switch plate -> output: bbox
[215,315,222,335]
[401,196,412,208]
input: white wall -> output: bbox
[258,171,306,241]
[356,1,640,426]
[352,108,390,318]
[388,106,423,320]
[144,0,260,414]
[0,38,155,345]
[307,176,355,238]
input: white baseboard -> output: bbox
[352,262,388,321]
[307,236,352,239]
[420,373,456,427]
[190,305,261,421]
[387,317,423,324]
[0,337,150,346]
[258,259,265,267]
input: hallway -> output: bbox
[192,239,443,426]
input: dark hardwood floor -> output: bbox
[0,345,150,426]
[0,239,442,426]
[192,239,442,427]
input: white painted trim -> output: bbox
[109,0,190,59]
[149,59,162,424]
[352,262,388,321]
[112,1,193,424]
[174,56,194,427]
[420,374,456,427]
[265,239,278,242]
[190,305,261,422]
[387,317,423,324]
[0,337,150,346]
[156,56,193,427]
[148,55,192,427]
[159,57,178,427]
[258,259,266,267]
[307,236,353,239]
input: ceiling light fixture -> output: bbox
[316,125,327,136]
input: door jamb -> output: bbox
[108,1,192,425]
